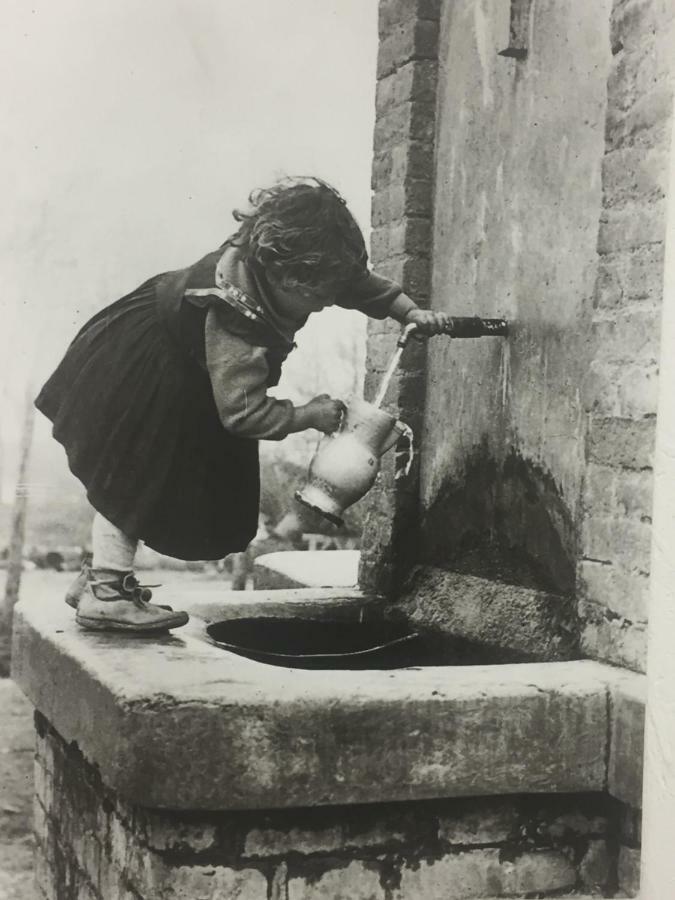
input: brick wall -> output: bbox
[33,713,639,900]
[579,0,675,672]
[359,0,441,595]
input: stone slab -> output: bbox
[253,550,360,589]
[12,592,638,811]
[609,672,647,808]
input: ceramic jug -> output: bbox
[295,397,413,526]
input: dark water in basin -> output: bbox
[206,617,527,670]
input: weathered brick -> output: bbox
[584,360,659,418]
[597,199,667,254]
[395,849,576,899]
[371,254,431,299]
[587,415,656,469]
[581,515,651,571]
[371,218,432,260]
[438,803,517,845]
[379,0,441,38]
[169,864,268,899]
[618,845,641,896]
[374,101,436,152]
[601,146,669,208]
[617,363,660,418]
[377,18,439,79]
[547,811,608,839]
[582,463,618,516]
[594,243,666,308]
[376,60,437,113]
[592,307,661,364]
[244,825,341,857]
[579,560,650,622]
[609,685,646,807]
[610,0,657,54]
[580,839,613,891]
[372,141,435,191]
[288,861,383,900]
[372,181,433,227]
[142,814,217,853]
[606,83,674,150]
[607,40,663,117]
[580,605,647,672]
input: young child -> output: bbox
[36,177,451,634]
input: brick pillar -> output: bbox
[359,0,440,595]
[578,0,675,672]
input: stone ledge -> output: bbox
[12,592,643,812]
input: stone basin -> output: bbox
[12,584,644,813]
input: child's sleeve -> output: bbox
[335,270,403,319]
[204,307,295,440]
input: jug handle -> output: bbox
[391,421,415,479]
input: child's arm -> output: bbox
[205,308,343,440]
[338,273,453,335]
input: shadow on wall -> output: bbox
[417,441,577,597]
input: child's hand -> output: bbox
[301,395,346,434]
[405,308,453,337]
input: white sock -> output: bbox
[91,513,138,572]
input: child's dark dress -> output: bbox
[35,242,401,560]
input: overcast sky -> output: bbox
[0,0,379,495]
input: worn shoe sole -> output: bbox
[75,612,189,633]
[67,594,174,613]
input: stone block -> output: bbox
[141,814,217,853]
[605,83,674,151]
[618,846,641,897]
[597,199,667,254]
[601,145,669,208]
[376,60,437,114]
[244,816,408,858]
[369,254,431,299]
[546,811,608,839]
[587,415,656,469]
[591,307,661,365]
[610,0,657,53]
[438,803,517,845]
[579,839,612,891]
[372,180,433,226]
[595,242,666,308]
[395,848,576,899]
[607,38,661,117]
[288,861,383,900]
[617,362,660,418]
[400,567,578,660]
[14,598,613,811]
[580,515,651,572]
[379,0,441,38]
[168,865,269,899]
[377,18,438,79]
[578,560,650,623]
[244,826,343,858]
[372,141,435,191]
[609,679,646,807]
[580,607,647,673]
[374,101,436,153]
[371,218,432,261]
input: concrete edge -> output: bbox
[11,596,642,811]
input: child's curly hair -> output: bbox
[231,177,368,292]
